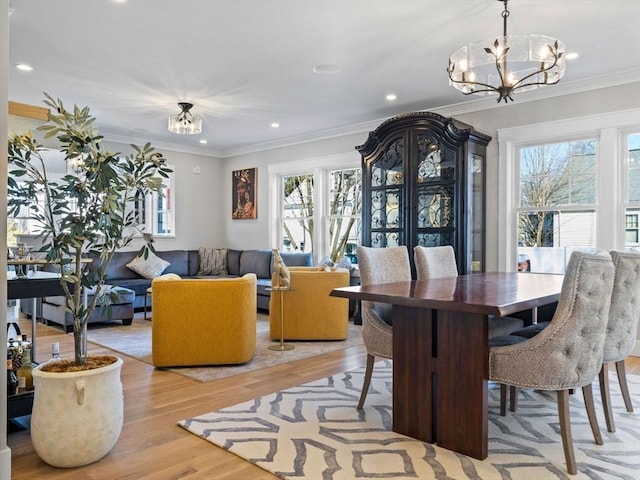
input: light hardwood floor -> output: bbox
[8,314,367,479]
[8,315,640,479]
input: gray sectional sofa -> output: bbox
[88,248,313,310]
[29,249,313,331]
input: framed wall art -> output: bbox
[232,167,257,219]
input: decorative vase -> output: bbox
[30,356,124,468]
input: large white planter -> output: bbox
[31,356,124,468]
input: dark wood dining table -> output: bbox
[330,272,564,460]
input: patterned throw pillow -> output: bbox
[126,251,170,279]
[198,248,228,275]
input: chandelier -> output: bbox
[447,0,566,103]
[167,102,202,135]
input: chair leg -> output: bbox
[557,390,577,475]
[357,354,376,410]
[500,384,507,416]
[582,383,603,445]
[510,385,518,412]
[616,360,634,413]
[598,363,615,433]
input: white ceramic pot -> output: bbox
[30,356,124,468]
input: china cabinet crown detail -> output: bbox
[356,111,491,274]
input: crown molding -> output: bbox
[100,70,640,160]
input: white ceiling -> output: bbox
[7,0,640,158]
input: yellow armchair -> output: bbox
[151,274,257,367]
[269,267,350,341]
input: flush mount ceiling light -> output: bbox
[447,0,566,103]
[168,102,202,135]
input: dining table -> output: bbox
[330,271,565,460]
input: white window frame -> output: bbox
[141,164,175,238]
[268,152,360,262]
[497,109,640,272]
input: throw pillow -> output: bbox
[126,251,170,279]
[197,247,228,275]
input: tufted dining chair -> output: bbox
[598,250,640,432]
[489,251,615,475]
[356,245,412,409]
[413,245,524,338]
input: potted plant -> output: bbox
[7,93,172,467]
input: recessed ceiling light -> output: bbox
[312,64,342,75]
[386,94,397,101]
[199,139,207,144]
[565,52,579,60]
[16,64,33,71]
[271,122,280,128]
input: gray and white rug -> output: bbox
[179,361,640,479]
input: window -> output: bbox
[281,173,314,253]
[269,153,361,263]
[517,139,597,272]
[497,109,640,273]
[327,168,361,263]
[625,213,639,245]
[140,165,175,237]
[624,132,640,251]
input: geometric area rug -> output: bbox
[179,361,640,479]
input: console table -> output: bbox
[6,270,62,428]
[7,270,63,359]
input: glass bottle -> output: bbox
[7,353,19,396]
[21,334,32,352]
[50,342,60,362]
[16,348,34,393]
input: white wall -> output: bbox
[99,142,226,252]
[1,0,12,477]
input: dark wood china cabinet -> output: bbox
[356,111,491,274]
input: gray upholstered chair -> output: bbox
[489,251,615,475]
[356,245,411,409]
[599,250,640,432]
[413,245,524,338]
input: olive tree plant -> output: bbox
[7,93,172,366]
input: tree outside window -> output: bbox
[281,174,314,253]
[517,138,597,272]
[328,168,361,263]
[279,168,362,262]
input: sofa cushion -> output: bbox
[88,251,140,280]
[278,251,313,269]
[197,247,228,275]
[126,251,170,279]
[187,250,200,276]
[227,249,242,276]
[240,250,272,279]
[45,285,135,306]
[108,278,152,296]
[156,250,190,276]
[256,278,272,298]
